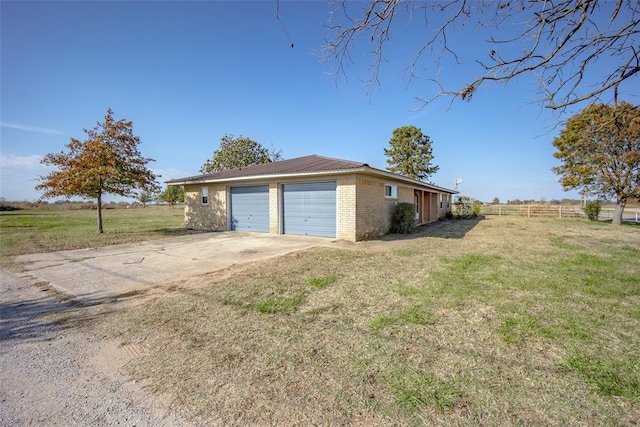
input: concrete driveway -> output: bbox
[14,232,334,305]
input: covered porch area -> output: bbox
[414,189,447,224]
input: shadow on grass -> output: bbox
[376,216,484,242]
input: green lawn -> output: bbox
[74,216,639,426]
[0,206,185,265]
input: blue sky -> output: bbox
[1,1,634,203]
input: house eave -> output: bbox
[168,166,458,194]
[166,168,368,186]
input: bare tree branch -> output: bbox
[322,0,640,111]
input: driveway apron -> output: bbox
[14,232,331,305]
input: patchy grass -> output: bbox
[306,274,339,289]
[0,206,185,266]
[75,217,639,425]
[256,295,303,314]
[386,366,461,413]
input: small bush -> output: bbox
[391,203,416,234]
[584,200,601,221]
[454,195,481,218]
[472,201,482,216]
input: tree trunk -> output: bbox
[612,200,625,226]
[97,193,104,234]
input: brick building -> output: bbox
[166,155,457,241]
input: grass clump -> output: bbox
[370,306,436,332]
[398,305,437,326]
[369,315,396,332]
[497,313,548,345]
[256,295,302,314]
[386,367,461,412]
[306,274,338,289]
[565,352,640,400]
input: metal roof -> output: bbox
[167,155,366,183]
[166,154,458,194]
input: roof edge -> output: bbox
[167,166,458,194]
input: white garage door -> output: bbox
[230,186,269,232]
[282,182,336,238]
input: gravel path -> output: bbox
[0,269,198,426]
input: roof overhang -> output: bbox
[168,166,458,195]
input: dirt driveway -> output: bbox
[14,231,334,305]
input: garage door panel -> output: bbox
[230,186,269,232]
[283,182,336,238]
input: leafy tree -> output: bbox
[159,185,185,208]
[200,134,282,173]
[492,197,500,205]
[384,125,439,181]
[36,108,159,233]
[323,1,639,111]
[138,189,158,208]
[552,102,640,226]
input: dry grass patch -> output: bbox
[91,216,640,425]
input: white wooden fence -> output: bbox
[479,205,640,222]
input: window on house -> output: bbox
[201,186,209,205]
[384,185,398,198]
[439,193,443,208]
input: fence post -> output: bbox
[499,205,501,216]
[559,206,562,219]
[527,205,530,217]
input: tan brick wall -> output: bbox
[336,176,356,241]
[350,177,399,240]
[184,184,227,230]
[397,186,414,204]
[269,183,279,234]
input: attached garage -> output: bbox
[230,185,269,232]
[282,181,336,238]
[169,154,458,241]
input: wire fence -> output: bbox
[477,204,640,222]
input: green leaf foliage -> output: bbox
[584,200,602,221]
[200,134,282,173]
[384,126,439,181]
[159,185,185,207]
[390,202,416,234]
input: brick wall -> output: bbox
[353,177,398,240]
[183,184,227,230]
[336,176,356,241]
[269,183,279,234]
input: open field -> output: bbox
[0,206,185,265]
[46,216,639,426]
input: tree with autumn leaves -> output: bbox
[36,109,160,233]
[553,102,640,226]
